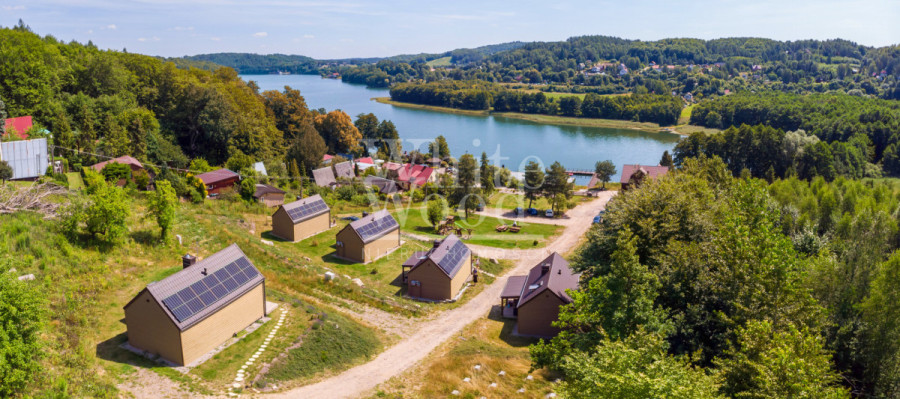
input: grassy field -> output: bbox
[370,316,558,398]
[678,104,694,125]
[425,56,452,67]
[488,191,553,211]
[394,208,563,249]
[373,97,490,117]
[65,172,84,189]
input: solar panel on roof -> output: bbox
[160,255,261,323]
[286,197,329,222]
[356,215,398,242]
[438,240,469,276]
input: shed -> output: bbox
[271,194,331,242]
[335,210,400,263]
[312,166,336,187]
[123,244,266,366]
[619,164,670,190]
[500,252,579,337]
[402,235,473,301]
[253,184,286,207]
[0,138,48,180]
[196,169,240,196]
[333,161,355,179]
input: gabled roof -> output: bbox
[517,252,579,308]
[196,169,239,185]
[334,161,355,179]
[619,164,670,184]
[0,138,48,180]
[312,166,336,187]
[3,116,32,139]
[346,209,398,244]
[383,162,403,171]
[91,155,143,172]
[355,157,374,165]
[128,244,264,332]
[396,163,434,186]
[407,235,471,278]
[253,184,285,198]
[279,194,329,223]
[364,176,398,194]
[501,275,528,298]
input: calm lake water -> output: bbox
[245,74,680,176]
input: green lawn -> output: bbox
[426,56,452,67]
[488,192,553,211]
[394,208,563,249]
[65,172,85,189]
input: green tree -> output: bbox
[428,135,451,159]
[860,251,900,396]
[716,320,848,399]
[354,112,379,139]
[455,153,478,218]
[660,150,674,167]
[149,180,178,241]
[0,272,47,397]
[133,169,150,190]
[240,176,257,202]
[225,149,254,172]
[101,162,131,183]
[594,160,617,189]
[426,196,449,230]
[0,96,6,136]
[314,110,362,154]
[0,160,11,183]
[287,122,327,174]
[100,114,130,157]
[556,330,722,399]
[544,161,571,214]
[523,161,545,208]
[189,158,214,173]
[118,107,158,159]
[84,180,131,245]
[479,152,495,196]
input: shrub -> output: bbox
[133,169,150,190]
[0,272,48,396]
[240,177,258,202]
[101,162,131,183]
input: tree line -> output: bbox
[389,80,683,125]
[535,156,900,397]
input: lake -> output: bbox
[245,74,680,177]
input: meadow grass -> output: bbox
[425,56,452,67]
[393,208,563,249]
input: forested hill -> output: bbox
[178,52,319,74]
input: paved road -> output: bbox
[272,191,615,399]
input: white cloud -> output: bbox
[210,37,222,41]
[253,31,268,37]
[1,5,26,10]
[137,37,160,42]
[173,26,194,31]
[303,34,315,39]
[106,24,117,30]
[86,29,94,34]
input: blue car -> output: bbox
[341,216,360,221]
[526,208,539,216]
[593,215,602,224]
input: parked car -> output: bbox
[341,216,360,221]
[514,207,524,216]
[526,207,539,216]
[593,215,602,224]
[476,203,484,212]
[545,209,554,218]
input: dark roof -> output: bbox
[130,244,264,331]
[364,176,398,194]
[403,251,428,268]
[253,184,285,198]
[312,166,336,187]
[517,252,579,308]
[501,275,528,298]
[334,161,355,179]
[196,169,239,185]
[619,164,670,184]
[408,235,471,278]
[280,194,330,223]
[347,210,398,244]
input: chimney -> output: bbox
[182,254,197,269]
[433,239,442,249]
[362,211,369,218]
[541,263,550,275]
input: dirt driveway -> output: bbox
[270,191,615,399]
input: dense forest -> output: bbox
[536,157,900,397]
[179,52,320,74]
[323,36,900,100]
[0,23,381,187]
[389,80,683,125]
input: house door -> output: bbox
[409,280,421,298]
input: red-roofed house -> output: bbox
[619,164,670,190]
[91,155,144,173]
[3,116,33,139]
[196,169,240,197]
[355,157,374,165]
[323,154,334,164]
[394,163,435,190]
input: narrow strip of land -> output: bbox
[272,192,614,398]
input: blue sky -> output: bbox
[1,0,897,59]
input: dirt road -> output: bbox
[271,192,614,399]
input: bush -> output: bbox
[0,272,48,396]
[240,177,257,202]
[101,162,131,183]
[133,169,150,190]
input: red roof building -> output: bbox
[395,163,434,190]
[355,157,374,165]
[3,116,33,139]
[619,164,670,190]
[91,155,144,172]
[196,169,240,197]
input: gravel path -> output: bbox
[118,192,614,398]
[271,192,614,399]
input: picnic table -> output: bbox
[496,225,509,232]
[508,226,521,233]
